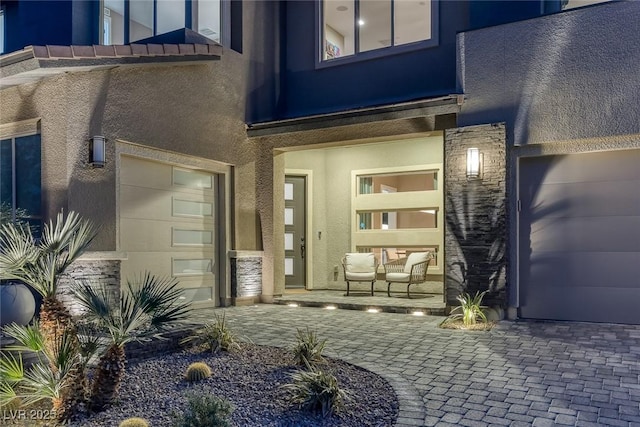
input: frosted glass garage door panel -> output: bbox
[173,168,212,189]
[173,199,213,217]
[284,208,294,225]
[173,259,213,275]
[179,287,213,303]
[285,233,294,251]
[173,229,213,245]
[285,258,294,276]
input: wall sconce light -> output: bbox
[466,147,482,179]
[89,136,106,168]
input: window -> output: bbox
[561,0,612,9]
[321,0,437,63]
[351,164,443,274]
[0,134,42,235]
[101,0,221,44]
[0,7,5,55]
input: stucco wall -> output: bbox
[284,136,443,292]
[457,1,640,145]
[457,0,640,309]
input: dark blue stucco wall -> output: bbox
[4,0,97,53]
[278,0,556,121]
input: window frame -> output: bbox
[0,121,42,234]
[315,0,439,69]
[99,0,228,45]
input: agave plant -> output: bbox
[0,322,91,422]
[281,358,349,419]
[0,210,97,352]
[72,272,191,411]
[292,327,326,367]
[449,290,488,327]
[181,312,240,354]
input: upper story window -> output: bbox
[321,0,438,64]
[101,0,222,45]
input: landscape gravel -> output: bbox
[71,344,398,427]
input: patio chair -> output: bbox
[383,251,433,298]
[342,253,379,296]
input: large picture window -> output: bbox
[321,0,437,63]
[0,134,42,235]
[101,0,221,44]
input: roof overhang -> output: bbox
[0,42,222,89]
[246,95,464,138]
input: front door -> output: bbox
[284,176,306,289]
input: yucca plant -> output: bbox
[292,327,326,367]
[449,291,488,327]
[281,358,348,419]
[0,324,88,422]
[181,312,240,354]
[71,272,191,411]
[0,210,97,352]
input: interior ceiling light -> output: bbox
[336,5,348,11]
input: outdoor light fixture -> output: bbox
[466,147,482,179]
[324,305,337,310]
[411,310,425,316]
[89,136,106,168]
[287,303,299,308]
[366,307,380,313]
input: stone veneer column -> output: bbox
[57,252,126,315]
[444,123,508,308]
[229,250,263,305]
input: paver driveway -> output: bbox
[202,304,640,427]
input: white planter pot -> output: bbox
[0,282,36,326]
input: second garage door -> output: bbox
[518,149,640,323]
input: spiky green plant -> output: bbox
[181,312,240,354]
[119,417,150,427]
[448,291,488,327]
[281,358,348,419]
[292,327,326,367]
[0,210,97,355]
[172,391,233,427]
[0,325,87,422]
[71,273,191,411]
[185,362,212,382]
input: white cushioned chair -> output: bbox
[383,251,432,298]
[341,253,379,296]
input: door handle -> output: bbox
[300,237,305,259]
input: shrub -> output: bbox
[119,417,149,427]
[292,327,326,367]
[445,291,488,327]
[281,363,348,418]
[181,312,240,354]
[172,392,233,427]
[185,362,212,382]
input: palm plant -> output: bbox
[0,210,97,351]
[71,273,191,411]
[0,322,91,422]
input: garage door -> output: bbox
[119,156,218,308]
[519,149,640,323]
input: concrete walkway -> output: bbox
[196,304,640,427]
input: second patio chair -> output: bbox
[384,251,433,298]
